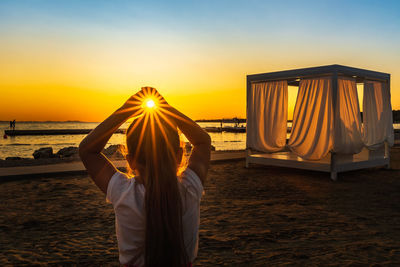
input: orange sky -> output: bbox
[1,1,399,122]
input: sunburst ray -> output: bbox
[153,111,178,163]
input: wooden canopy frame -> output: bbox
[246,64,391,180]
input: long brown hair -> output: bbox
[126,113,188,266]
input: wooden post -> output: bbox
[330,153,338,181]
[386,74,392,169]
[245,149,250,168]
[384,141,390,169]
[330,71,338,181]
[246,77,251,168]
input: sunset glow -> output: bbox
[0,0,399,121]
[145,99,156,109]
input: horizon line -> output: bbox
[0,118,248,123]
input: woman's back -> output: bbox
[107,168,203,266]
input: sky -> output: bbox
[0,0,399,121]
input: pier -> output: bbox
[5,128,399,136]
[204,127,246,133]
[4,127,247,136]
[4,129,126,136]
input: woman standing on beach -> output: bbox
[79,87,211,266]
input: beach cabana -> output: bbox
[246,64,394,180]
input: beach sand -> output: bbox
[1,158,400,266]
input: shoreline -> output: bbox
[3,141,400,168]
[0,151,246,180]
[0,149,245,168]
[3,146,400,181]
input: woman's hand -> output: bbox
[153,88,169,107]
[119,88,146,115]
[120,87,169,114]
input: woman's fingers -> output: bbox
[123,87,171,112]
[153,89,169,105]
[141,86,156,96]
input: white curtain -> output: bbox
[362,81,394,149]
[288,78,334,160]
[247,81,288,152]
[333,77,364,154]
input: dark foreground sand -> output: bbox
[1,159,400,266]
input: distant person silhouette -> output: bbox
[9,121,12,129]
[12,120,16,130]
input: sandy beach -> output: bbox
[1,154,400,266]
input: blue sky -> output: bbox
[1,0,400,120]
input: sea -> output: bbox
[2,121,399,160]
[0,121,247,159]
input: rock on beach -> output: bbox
[32,147,54,159]
[56,146,79,158]
[103,144,125,159]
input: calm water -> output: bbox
[2,121,399,160]
[0,121,246,159]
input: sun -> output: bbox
[144,98,156,109]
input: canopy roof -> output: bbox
[247,64,390,86]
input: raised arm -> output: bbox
[79,89,144,193]
[157,94,211,185]
[171,107,211,185]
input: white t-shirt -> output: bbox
[106,168,203,265]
